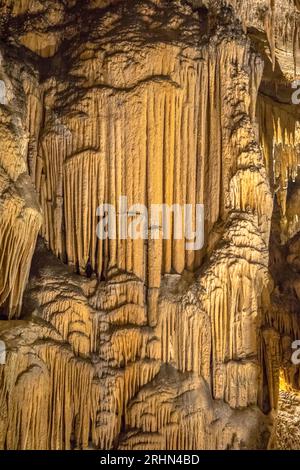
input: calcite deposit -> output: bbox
[0,0,300,450]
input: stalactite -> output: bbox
[257,95,300,241]
[1,0,300,451]
[0,61,42,318]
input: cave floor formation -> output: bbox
[1,0,300,450]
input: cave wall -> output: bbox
[0,0,300,450]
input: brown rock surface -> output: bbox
[0,0,300,449]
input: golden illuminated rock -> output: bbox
[0,0,300,450]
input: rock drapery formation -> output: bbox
[0,0,300,450]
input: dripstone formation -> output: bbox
[0,0,300,450]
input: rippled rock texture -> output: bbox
[0,0,300,450]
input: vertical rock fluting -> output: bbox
[0,47,42,319]
[0,0,300,450]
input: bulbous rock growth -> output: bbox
[0,0,300,450]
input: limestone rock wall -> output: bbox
[0,0,299,450]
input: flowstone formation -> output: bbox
[0,0,300,450]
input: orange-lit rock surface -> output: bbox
[0,0,300,449]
